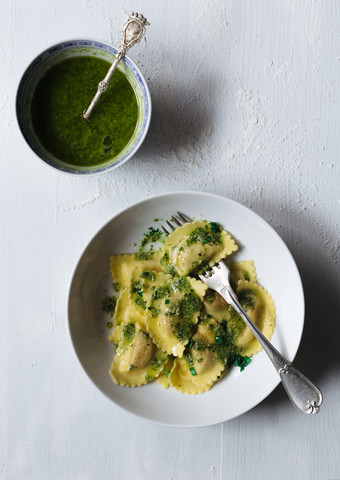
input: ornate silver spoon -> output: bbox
[82,12,149,122]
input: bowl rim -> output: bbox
[15,37,152,176]
[67,190,305,427]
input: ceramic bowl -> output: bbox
[68,191,304,427]
[16,39,151,174]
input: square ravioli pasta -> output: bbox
[105,219,275,394]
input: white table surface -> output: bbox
[2,1,340,478]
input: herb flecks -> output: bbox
[238,288,255,309]
[140,227,164,248]
[140,270,155,282]
[186,222,222,247]
[228,353,251,371]
[134,251,154,261]
[102,295,117,316]
[121,322,136,345]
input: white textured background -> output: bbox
[1,1,340,479]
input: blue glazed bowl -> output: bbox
[16,39,151,174]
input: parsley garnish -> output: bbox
[102,296,117,316]
[227,353,251,371]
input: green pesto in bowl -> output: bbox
[31,56,138,168]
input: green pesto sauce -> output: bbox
[144,352,168,381]
[121,322,136,345]
[140,227,164,248]
[31,56,138,167]
[167,292,201,341]
[132,280,147,309]
[238,288,255,309]
[152,284,171,300]
[102,295,117,316]
[140,270,155,282]
[186,222,222,247]
[134,251,155,261]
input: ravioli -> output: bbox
[203,277,276,358]
[169,359,212,395]
[229,260,257,285]
[162,220,238,276]
[234,280,276,357]
[156,356,174,389]
[169,319,225,394]
[110,251,165,330]
[110,250,164,289]
[145,275,207,357]
[106,221,276,395]
[110,321,168,387]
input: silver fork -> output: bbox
[162,212,323,415]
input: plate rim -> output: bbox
[67,190,305,427]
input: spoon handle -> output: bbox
[83,50,125,121]
[221,284,323,414]
[83,12,149,121]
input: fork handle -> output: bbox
[219,284,323,414]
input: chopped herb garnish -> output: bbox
[134,251,154,261]
[149,354,168,372]
[166,263,178,276]
[186,222,222,247]
[163,367,169,377]
[205,290,216,303]
[171,276,190,292]
[152,285,170,300]
[140,227,164,248]
[243,271,250,281]
[238,289,255,309]
[192,339,206,351]
[161,252,169,263]
[121,323,136,344]
[190,367,197,376]
[129,364,134,371]
[102,295,117,316]
[165,299,170,304]
[227,353,251,371]
[135,296,146,309]
[106,321,113,329]
[147,306,160,317]
[185,352,194,367]
[140,270,155,281]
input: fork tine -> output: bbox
[166,220,176,231]
[161,225,170,235]
[161,212,192,237]
[177,212,192,223]
[171,214,182,227]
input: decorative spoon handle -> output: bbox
[82,12,149,121]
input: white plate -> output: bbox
[68,191,304,427]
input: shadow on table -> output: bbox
[244,202,340,415]
[137,81,213,161]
